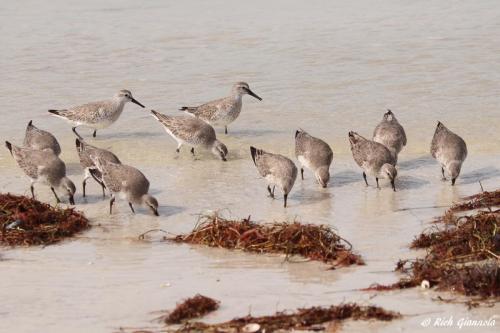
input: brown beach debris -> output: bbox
[169,213,364,268]
[162,294,220,324]
[0,193,89,246]
[363,189,500,298]
[450,189,500,212]
[174,303,401,332]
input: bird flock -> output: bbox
[5,83,468,213]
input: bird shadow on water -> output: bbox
[398,155,436,171]
[95,131,164,140]
[395,175,430,190]
[158,205,185,218]
[292,187,333,206]
[459,167,500,185]
[227,128,283,138]
[66,162,83,176]
[331,170,361,188]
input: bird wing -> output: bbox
[187,97,230,121]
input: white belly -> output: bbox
[297,155,313,171]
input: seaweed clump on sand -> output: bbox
[162,294,220,324]
[450,189,500,212]
[364,189,500,298]
[0,193,89,246]
[175,303,401,333]
[171,214,364,268]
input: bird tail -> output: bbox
[75,138,86,153]
[348,131,360,145]
[5,141,13,156]
[150,109,161,119]
[27,120,34,129]
[295,128,306,138]
[179,106,197,113]
[250,146,263,166]
[384,109,395,121]
[436,121,445,132]
[151,110,171,124]
[88,168,103,185]
[48,109,67,117]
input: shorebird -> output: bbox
[91,157,159,216]
[151,110,228,161]
[372,109,406,163]
[48,89,145,137]
[23,120,62,155]
[348,131,397,191]
[75,134,121,198]
[250,146,297,207]
[295,129,333,188]
[180,82,262,134]
[430,121,467,185]
[5,141,76,204]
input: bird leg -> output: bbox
[109,196,115,214]
[301,168,304,180]
[92,129,97,138]
[452,178,456,186]
[51,187,61,203]
[284,193,288,208]
[30,184,35,199]
[128,202,135,213]
[100,183,106,198]
[376,178,380,189]
[176,142,182,153]
[72,127,84,140]
[267,185,275,198]
[363,172,369,186]
[441,167,446,181]
[190,147,195,156]
[82,178,87,197]
[224,126,228,135]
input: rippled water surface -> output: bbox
[1,1,499,332]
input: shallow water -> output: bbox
[1,0,500,332]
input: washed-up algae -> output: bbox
[123,303,400,333]
[169,213,364,268]
[450,189,500,212]
[0,193,89,246]
[173,303,401,333]
[161,295,219,324]
[364,189,500,298]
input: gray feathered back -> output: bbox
[349,131,395,168]
[430,122,467,161]
[295,129,333,168]
[23,120,61,155]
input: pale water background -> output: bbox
[1,0,500,332]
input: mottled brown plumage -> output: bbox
[23,120,61,155]
[295,129,333,187]
[430,121,467,185]
[75,137,121,197]
[180,82,262,134]
[250,146,297,207]
[348,131,397,191]
[91,158,159,216]
[5,141,75,204]
[372,110,406,163]
[48,90,144,137]
[151,110,228,161]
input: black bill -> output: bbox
[243,87,262,101]
[131,97,145,108]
